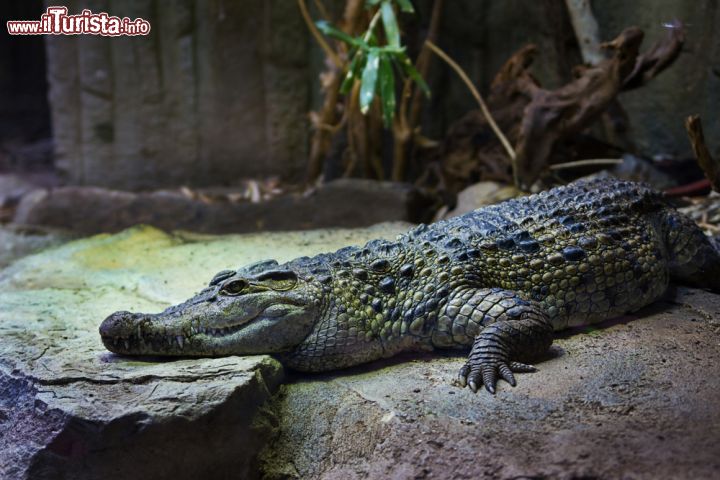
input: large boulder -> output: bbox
[0,223,410,480]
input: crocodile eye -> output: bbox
[255,270,298,291]
[220,279,248,296]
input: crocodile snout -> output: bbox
[100,311,132,337]
[99,311,148,353]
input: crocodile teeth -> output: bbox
[176,336,184,349]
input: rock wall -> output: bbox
[593,0,720,158]
[43,1,720,189]
[45,0,309,189]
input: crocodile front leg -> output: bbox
[440,288,554,394]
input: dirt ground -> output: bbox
[262,287,720,480]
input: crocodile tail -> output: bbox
[664,210,720,293]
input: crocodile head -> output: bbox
[99,260,322,357]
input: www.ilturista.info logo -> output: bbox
[7,6,151,36]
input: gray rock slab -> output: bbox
[0,222,410,480]
[262,287,720,480]
[13,179,429,235]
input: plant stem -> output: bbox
[298,0,342,69]
[363,8,383,43]
[392,0,444,182]
[409,0,443,129]
[312,0,332,22]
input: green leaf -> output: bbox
[315,20,365,48]
[379,54,396,127]
[396,51,430,97]
[380,1,400,48]
[341,52,365,94]
[395,0,414,13]
[360,49,380,114]
[366,0,382,5]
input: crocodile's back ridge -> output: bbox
[407,178,666,245]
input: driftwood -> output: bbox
[686,115,720,193]
[622,20,685,91]
[439,22,685,192]
[513,27,644,188]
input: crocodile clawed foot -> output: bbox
[455,359,536,394]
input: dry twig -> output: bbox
[425,39,518,185]
[548,158,622,170]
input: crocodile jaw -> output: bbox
[99,293,319,357]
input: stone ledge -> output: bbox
[1,356,282,480]
[13,179,432,235]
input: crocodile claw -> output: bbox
[456,359,536,394]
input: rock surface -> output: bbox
[0,223,410,480]
[0,225,69,269]
[13,179,430,235]
[262,287,720,479]
[3,222,720,479]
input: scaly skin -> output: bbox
[99,178,720,393]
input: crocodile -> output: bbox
[99,178,720,393]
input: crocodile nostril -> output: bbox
[99,311,133,337]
